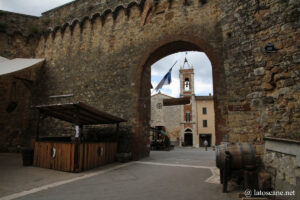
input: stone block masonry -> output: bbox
[264,137,300,200]
[0,68,40,151]
[32,0,227,159]
[221,0,300,143]
[0,0,299,163]
[0,11,41,58]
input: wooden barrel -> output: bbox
[216,143,256,170]
[216,143,228,169]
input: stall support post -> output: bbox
[116,123,120,138]
[74,125,80,172]
[74,106,82,141]
[74,106,81,172]
[35,110,41,141]
[116,123,120,152]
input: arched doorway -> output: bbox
[184,128,193,146]
[184,133,193,146]
[135,37,227,159]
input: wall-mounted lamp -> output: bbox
[265,43,278,53]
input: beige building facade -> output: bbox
[196,96,216,147]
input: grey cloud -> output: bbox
[0,0,73,16]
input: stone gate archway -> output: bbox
[19,0,229,161]
[135,37,227,159]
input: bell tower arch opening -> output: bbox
[184,78,190,91]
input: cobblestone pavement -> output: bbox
[0,148,240,200]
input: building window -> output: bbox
[156,103,162,109]
[203,120,207,127]
[184,78,190,91]
[186,112,191,122]
[203,107,207,115]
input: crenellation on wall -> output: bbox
[39,0,220,37]
[0,10,42,57]
[41,0,144,29]
[33,0,220,56]
[0,10,41,36]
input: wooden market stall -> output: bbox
[33,102,126,172]
[150,127,172,151]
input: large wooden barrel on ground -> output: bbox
[216,143,228,169]
[216,143,256,170]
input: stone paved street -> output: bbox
[0,148,240,200]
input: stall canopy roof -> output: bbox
[150,127,168,136]
[0,56,44,76]
[0,56,9,63]
[35,102,126,125]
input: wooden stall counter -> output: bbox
[32,102,126,172]
[34,141,117,172]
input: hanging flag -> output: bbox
[154,61,177,92]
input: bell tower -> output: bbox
[180,59,195,97]
[179,57,198,148]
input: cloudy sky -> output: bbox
[0,1,213,97]
[0,0,74,16]
[151,51,213,97]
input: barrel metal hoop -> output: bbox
[239,143,245,168]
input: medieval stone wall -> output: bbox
[0,10,41,36]
[0,0,298,160]
[264,151,296,192]
[263,138,299,199]
[41,0,142,28]
[33,0,224,159]
[0,68,40,151]
[220,0,299,154]
[0,10,41,58]
[0,11,43,151]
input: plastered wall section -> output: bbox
[150,93,181,143]
[196,99,216,145]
